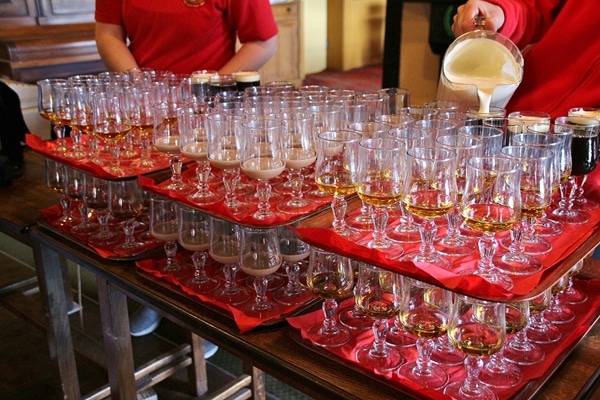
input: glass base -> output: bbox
[527,323,562,343]
[356,344,403,372]
[398,361,448,390]
[386,324,417,348]
[338,307,373,330]
[500,236,552,255]
[273,285,313,306]
[434,236,477,257]
[213,286,251,306]
[242,300,281,319]
[444,380,498,400]
[493,252,543,276]
[400,251,452,270]
[386,224,421,244]
[543,306,575,324]
[503,341,544,365]
[479,360,522,388]
[183,276,220,294]
[307,323,352,348]
[547,206,589,225]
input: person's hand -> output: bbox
[452,0,505,37]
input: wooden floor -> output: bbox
[0,249,310,400]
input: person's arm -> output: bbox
[95,22,139,72]
[452,0,506,37]
[218,36,278,75]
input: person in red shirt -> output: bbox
[95,0,279,75]
[451,0,600,119]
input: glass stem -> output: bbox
[419,218,438,257]
[414,338,435,373]
[477,233,497,272]
[170,155,183,186]
[371,319,390,357]
[253,276,269,309]
[256,180,272,216]
[370,207,389,247]
[195,161,211,194]
[321,299,341,335]
[462,355,485,396]
[331,194,348,234]
[223,168,241,208]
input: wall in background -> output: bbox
[302,0,328,74]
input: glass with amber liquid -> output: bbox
[400,147,458,270]
[314,130,362,239]
[460,156,521,290]
[444,295,506,400]
[92,91,132,177]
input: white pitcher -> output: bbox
[436,21,524,114]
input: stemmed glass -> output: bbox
[273,226,313,306]
[87,176,121,246]
[550,116,599,223]
[178,206,219,293]
[558,259,588,304]
[109,179,146,255]
[459,156,521,290]
[149,197,181,274]
[124,87,160,170]
[92,91,133,177]
[494,146,553,275]
[314,130,362,240]
[354,263,404,372]
[385,126,432,244]
[240,119,286,220]
[503,296,545,365]
[514,129,571,243]
[71,172,101,236]
[397,278,451,390]
[68,83,95,161]
[37,78,69,154]
[238,227,283,319]
[153,101,188,191]
[276,110,317,214]
[178,101,223,205]
[525,287,562,344]
[434,134,482,257]
[444,295,506,400]
[400,147,458,270]
[206,110,252,214]
[567,108,600,211]
[479,301,528,389]
[45,159,77,228]
[542,272,575,325]
[305,247,355,347]
[209,217,251,305]
[355,137,405,257]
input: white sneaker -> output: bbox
[204,340,219,359]
[130,307,162,337]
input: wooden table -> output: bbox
[4,149,600,399]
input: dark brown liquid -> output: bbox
[571,135,598,176]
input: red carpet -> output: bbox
[302,64,382,94]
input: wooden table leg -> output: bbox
[32,242,81,399]
[96,276,137,400]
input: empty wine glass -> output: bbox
[124,87,161,170]
[400,147,458,270]
[444,295,506,400]
[354,263,404,372]
[240,119,286,220]
[109,179,145,254]
[542,272,575,325]
[273,226,313,306]
[45,159,77,228]
[71,172,101,236]
[178,206,219,293]
[460,156,522,290]
[238,227,283,319]
[306,247,355,347]
[398,278,451,390]
[87,176,121,246]
[558,259,588,304]
[150,197,181,274]
[314,130,362,240]
[209,217,251,305]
